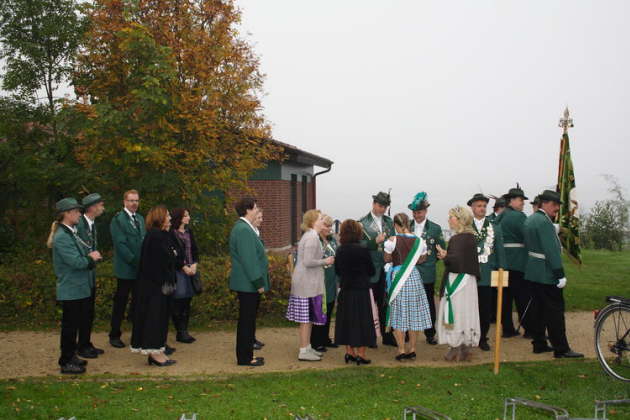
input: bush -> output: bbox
[0,253,292,329]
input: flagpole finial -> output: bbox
[559,106,574,134]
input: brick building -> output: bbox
[244,140,333,252]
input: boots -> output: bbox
[173,298,195,344]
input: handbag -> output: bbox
[191,271,203,295]
[162,281,176,296]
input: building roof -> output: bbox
[270,139,333,168]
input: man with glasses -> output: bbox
[108,190,146,348]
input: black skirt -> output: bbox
[130,290,171,353]
[334,288,376,347]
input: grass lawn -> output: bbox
[2,360,629,419]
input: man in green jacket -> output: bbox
[524,190,583,358]
[468,193,506,351]
[51,198,102,374]
[108,189,145,348]
[495,185,530,338]
[359,191,395,346]
[229,197,269,367]
[76,193,105,358]
[408,192,445,345]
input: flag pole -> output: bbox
[493,268,506,374]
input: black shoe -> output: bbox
[325,340,339,348]
[382,340,397,347]
[502,331,519,338]
[60,362,86,374]
[238,358,264,367]
[479,341,491,351]
[344,354,357,364]
[313,345,327,353]
[253,342,263,351]
[522,332,533,339]
[176,331,196,344]
[533,345,554,354]
[368,344,378,349]
[71,355,88,366]
[554,350,584,359]
[404,352,417,360]
[356,356,371,365]
[164,345,176,355]
[109,337,125,348]
[395,353,406,361]
[77,348,98,359]
[148,356,176,366]
[254,339,265,348]
[426,336,438,345]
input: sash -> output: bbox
[385,236,423,328]
[443,273,466,325]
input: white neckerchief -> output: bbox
[413,219,426,238]
[371,212,383,233]
[123,207,136,218]
[474,217,485,232]
[240,217,260,236]
[84,214,95,229]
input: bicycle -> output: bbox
[594,296,630,382]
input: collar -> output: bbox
[537,208,554,222]
[123,207,136,218]
[370,212,382,221]
[62,223,77,234]
[240,217,259,236]
[83,214,95,227]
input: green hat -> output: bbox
[82,193,103,209]
[55,197,83,213]
[467,193,489,206]
[538,190,563,204]
[408,192,430,211]
[504,183,529,200]
[531,195,541,206]
[493,197,506,209]
[372,191,391,207]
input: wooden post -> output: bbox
[492,268,507,375]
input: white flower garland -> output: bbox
[476,222,495,264]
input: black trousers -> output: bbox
[371,271,395,344]
[529,281,570,354]
[236,291,260,364]
[59,297,92,365]
[109,278,136,339]
[477,286,493,342]
[423,282,437,339]
[78,287,96,350]
[311,299,336,348]
[507,270,532,333]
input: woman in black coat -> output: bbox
[130,205,181,366]
[334,219,376,365]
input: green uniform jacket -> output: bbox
[322,235,339,302]
[76,215,97,288]
[358,213,394,283]
[473,218,506,287]
[53,224,96,301]
[410,219,445,284]
[229,219,270,293]
[495,207,527,272]
[523,210,565,285]
[110,210,145,280]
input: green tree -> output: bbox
[582,175,629,251]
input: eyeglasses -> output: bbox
[125,199,140,203]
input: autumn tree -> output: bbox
[71,0,281,250]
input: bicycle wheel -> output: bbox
[595,303,630,382]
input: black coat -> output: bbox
[137,229,179,295]
[334,243,375,290]
[170,228,199,267]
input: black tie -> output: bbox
[132,214,139,230]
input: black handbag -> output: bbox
[191,271,203,295]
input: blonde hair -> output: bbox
[448,205,475,235]
[393,213,410,231]
[46,214,65,248]
[322,214,334,226]
[124,189,139,200]
[301,209,321,231]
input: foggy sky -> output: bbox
[237,0,630,227]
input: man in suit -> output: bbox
[488,197,506,223]
[408,192,445,345]
[359,191,395,346]
[229,197,269,367]
[495,185,530,338]
[524,190,583,358]
[468,193,506,351]
[76,193,105,358]
[108,189,146,348]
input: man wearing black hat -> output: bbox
[76,193,106,358]
[495,185,530,338]
[523,190,583,358]
[467,193,506,351]
[359,191,395,345]
[408,192,445,345]
[488,197,506,223]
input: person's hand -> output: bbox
[189,263,197,275]
[257,287,264,294]
[182,266,193,276]
[376,232,386,244]
[435,245,447,260]
[416,254,428,264]
[556,277,567,288]
[88,251,102,261]
[324,256,335,265]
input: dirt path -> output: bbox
[0,312,596,379]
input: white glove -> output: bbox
[556,277,567,288]
[384,263,392,273]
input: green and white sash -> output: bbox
[385,236,423,329]
[443,273,467,325]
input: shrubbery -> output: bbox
[0,253,292,329]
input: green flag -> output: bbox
[556,133,582,264]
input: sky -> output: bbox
[236,0,630,227]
